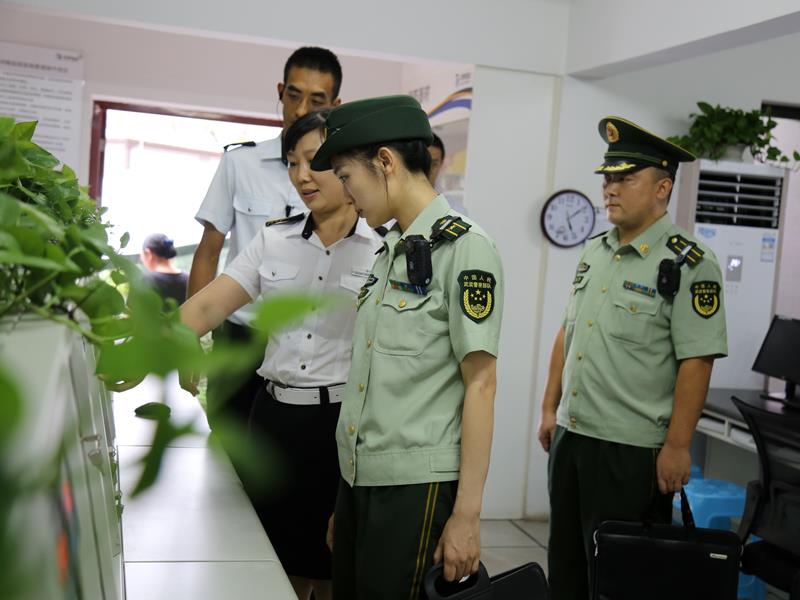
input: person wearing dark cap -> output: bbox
[312,96,504,599]
[140,233,189,304]
[189,46,343,446]
[537,117,728,599]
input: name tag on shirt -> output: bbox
[351,268,372,278]
[390,279,428,296]
[623,280,657,298]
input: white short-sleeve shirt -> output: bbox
[195,136,305,325]
[223,214,382,386]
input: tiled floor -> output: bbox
[479,519,548,577]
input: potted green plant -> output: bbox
[668,102,800,164]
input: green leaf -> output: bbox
[250,293,338,337]
[110,269,128,286]
[90,316,133,340]
[45,244,80,272]
[75,279,126,319]
[119,232,130,250]
[0,193,21,225]
[0,232,20,252]
[17,140,59,170]
[697,101,714,115]
[0,362,23,445]
[78,223,111,253]
[7,226,44,257]
[0,250,69,271]
[131,416,197,497]
[794,151,800,161]
[18,202,64,239]
[11,121,37,142]
[0,117,14,137]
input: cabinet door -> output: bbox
[69,339,123,600]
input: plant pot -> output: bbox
[720,144,747,161]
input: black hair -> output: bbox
[336,139,432,177]
[143,233,177,259]
[282,110,330,165]
[283,47,343,99]
[430,132,445,160]
[650,167,675,202]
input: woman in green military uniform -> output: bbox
[310,96,505,600]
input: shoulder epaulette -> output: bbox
[223,141,256,152]
[265,213,304,227]
[666,234,704,267]
[431,215,471,243]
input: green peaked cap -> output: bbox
[311,95,433,171]
[595,116,696,176]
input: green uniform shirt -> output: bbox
[557,213,727,447]
[337,195,504,487]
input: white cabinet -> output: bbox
[1,317,124,600]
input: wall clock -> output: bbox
[540,189,596,247]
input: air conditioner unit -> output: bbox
[675,159,789,390]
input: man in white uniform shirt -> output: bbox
[188,47,343,441]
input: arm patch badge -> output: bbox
[459,270,496,323]
[691,281,721,318]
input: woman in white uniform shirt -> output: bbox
[180,110,382,600]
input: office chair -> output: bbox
[733,397,800,598]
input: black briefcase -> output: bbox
[424,561,549,599]
[592,488,742,600]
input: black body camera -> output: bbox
[405,235,433,286]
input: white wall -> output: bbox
[465,65,560,518]
[0,4,405,180]
[3,0,570,74]
[526,28,800,516]
[567,0,800,77]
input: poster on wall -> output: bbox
[403,64,474,211]
[0,41,84,172]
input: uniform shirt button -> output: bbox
[326,250,331,256]
[577,353,583,361]
[367,340,372,348]
[348,424,356,435]
[398,299,407,308]
[376,297,381,305]
[630,304,638,313]
[318,275,323,281]
[614,255,621,262]
[300,364,306,370]
[307,333,312,339]
[348,458,354,466]
[358,384,365,392]
[588,320,594,327]
[601,286,608,293]
[571,389,578,397]
[569,417,577,428]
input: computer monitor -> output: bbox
[752,315,800,406]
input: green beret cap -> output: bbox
[595,116,695,176]
[311,95,433,171]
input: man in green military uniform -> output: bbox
[311,96,504,599]
[537,117,728,600]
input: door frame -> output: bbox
[88,100,282,201]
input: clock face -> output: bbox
[541,189,596,248]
